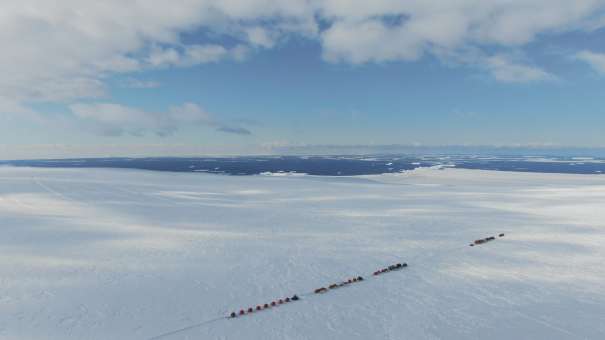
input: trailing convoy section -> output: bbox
[470,233,505,247]
[225,234,504,320]
[373,263,407,276]
[316,276,365,294]
[230,295,300,318]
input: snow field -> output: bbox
[0,167,604,339]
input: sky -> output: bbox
[1,0,605,159]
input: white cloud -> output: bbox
[69,102,211,137]
[484,55,554,83]
[245,27,276,48]
[68,102,251,137]
[576,50,605,74]
[0,1,271,106]
[319,0,605,78]
[147,44,247,68]
[184,44,229,64]
[0,98,35,116]
[0,1,193,105]
[322,19,423,63]
[121,78,161,89]
[146,48,182,68]
[168,102,211,123]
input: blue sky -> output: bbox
[1,1,605,159]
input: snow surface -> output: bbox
[1,167,604,340]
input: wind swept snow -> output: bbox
[0,167,604,339]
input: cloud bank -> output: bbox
[1,0,605,135]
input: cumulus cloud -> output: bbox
[245,27,278,48]
[319,1,605,62]
[318,1,605,79]
[0,1,266,106]
[321,19,424,63]
[576,50,605,74]
[0,2,184,104]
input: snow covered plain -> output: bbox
[1,166,604,340]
